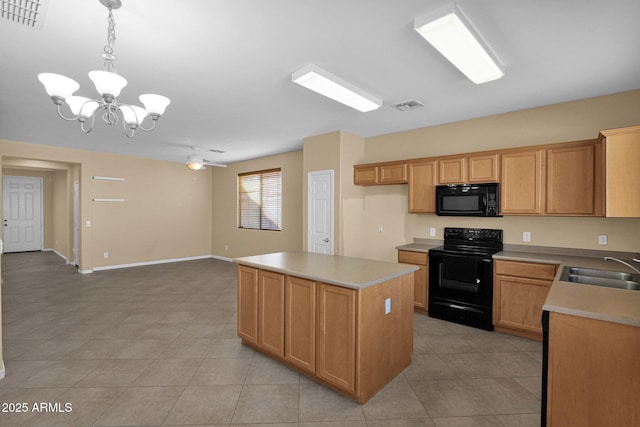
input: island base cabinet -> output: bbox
[285,276,316,374]
[258,270,285,357]
[237,266,258,345]
[236,264,414,404]
[545,312,640,426]
[317,283,356,393]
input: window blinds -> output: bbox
[238,168,282,231]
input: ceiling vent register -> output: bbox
[1,0,49,28]
[392,100,424,111]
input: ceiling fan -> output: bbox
[185,147,227,170]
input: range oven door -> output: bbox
[428,249,494,330]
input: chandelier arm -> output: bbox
[56,104,81,121]
[80,114,95,134]
[137,118,157,132]
[122,117,135,138]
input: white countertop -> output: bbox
[234,251,418,290]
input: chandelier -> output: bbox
[37,0,170,138]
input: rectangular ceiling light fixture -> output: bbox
[291,64,382,112]
[414,3,504,84]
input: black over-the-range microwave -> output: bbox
[435,183,501,217]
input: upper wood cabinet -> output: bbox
[600,126,640,217]
[546,141,602,215]
[353,126,635,217]
[354,161,407,185]
[353,165,377,185]
[468,153,499,182]
[438,157,466,184]
[501,149,545,214]
[408,160,437,213]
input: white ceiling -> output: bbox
[1,0,639,166]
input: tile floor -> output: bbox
[0,251,542,426]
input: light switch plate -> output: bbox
[598,235,608,245]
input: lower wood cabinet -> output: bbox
[285,276,316,373]
[397,250,428,312]
[493,259,557,340]
[317,283,356,393]
[545,312,640,426]
[258,270,285,357]
[237,265,259,345]
[236,264,413,403]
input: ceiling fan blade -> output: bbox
[203,161,227,168]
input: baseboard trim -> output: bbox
[211,254,233,262]
[92,255,215,272]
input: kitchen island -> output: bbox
[234,251,418,403]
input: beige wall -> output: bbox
[211,150,303,259]
[1,139,213,271]
[302,131,367,256]
[347,90,640,261]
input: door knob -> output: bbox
[323,238,330,242]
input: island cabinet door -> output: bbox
[285,276,316,373]
[258,270,285,357]
[237,265,259,345]
[317,283,357,393]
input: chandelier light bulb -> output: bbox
[139,94,171,116]
[66,96,100,118]
[120,105,148,126]
[37,73,80,101]
[88,70,128,99]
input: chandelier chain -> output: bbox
[105,7,116,56]
[102,7,117,73]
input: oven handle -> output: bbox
[433,301,484,314]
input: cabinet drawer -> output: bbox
[397,250,428,265]
[495,260,557,281]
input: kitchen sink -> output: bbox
[559,266,640,290]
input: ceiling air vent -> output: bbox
[208,148,226,154]
[392,100,424,111]
[2,0,49,29]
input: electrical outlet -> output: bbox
[103,252,109,259]
[385,298,391,314]
[378,225,384,233]
[598,235,608,245]
[523,232,531,242]
[224,244,229,251]
[429,227,436,237]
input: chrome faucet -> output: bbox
[603,256,640,274]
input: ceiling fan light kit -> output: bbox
[37,0,170,138]
[414,2,504,84]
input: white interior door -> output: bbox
[2,176,44,253]
[308,170,334,254]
